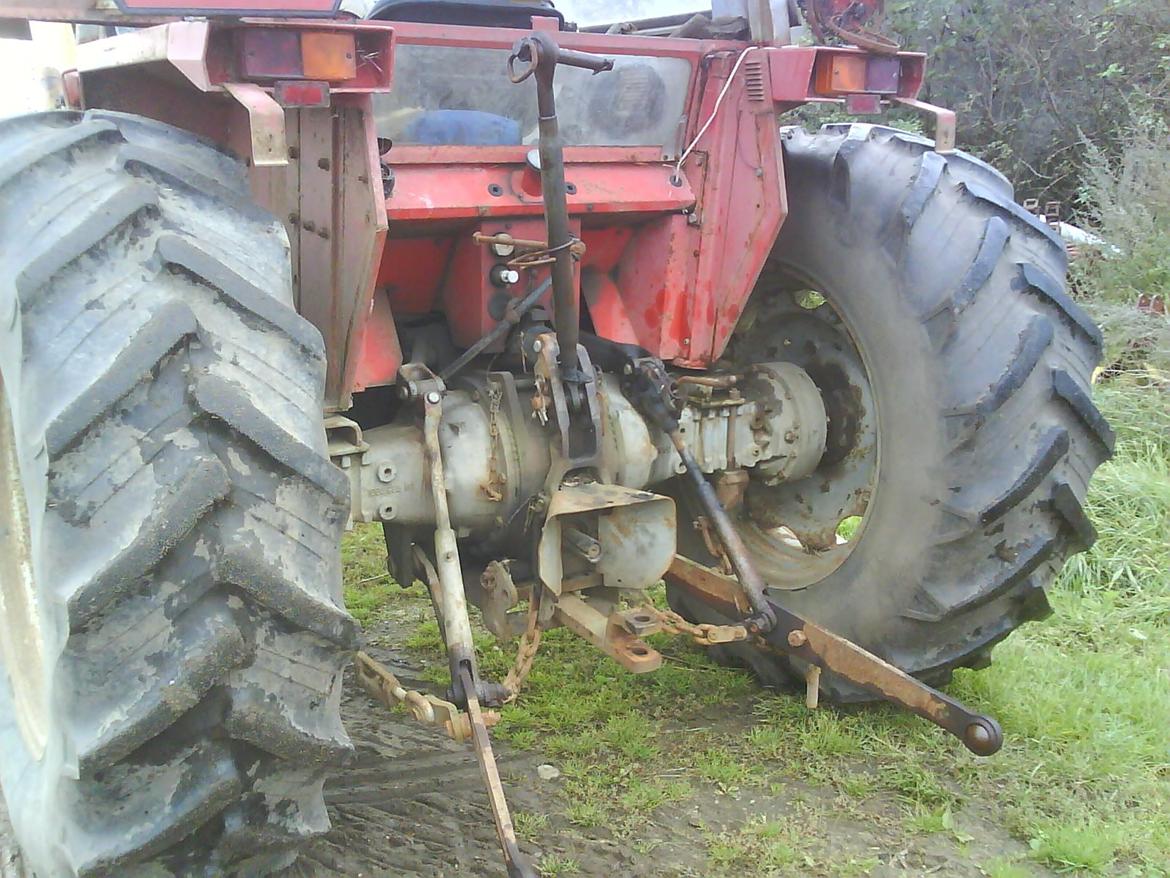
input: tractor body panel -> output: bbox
[36,8,926,409]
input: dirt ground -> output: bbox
[289,613,1041,878]
[0,609,1043,878]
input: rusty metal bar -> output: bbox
[891,95,956,154]
[459,665,538,878]
[553,594,662,673]
[668,428,777,634]
[222,81,288,167]
[665,556,1003,755]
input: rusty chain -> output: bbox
[354,651,499,743]
[482,382,505,503]
[502,597,543,702]
[642,605,750,647]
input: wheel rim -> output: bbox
[725,280,880,591]
[0,373,48,758]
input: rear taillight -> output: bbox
[238,28,356,82]
[813,53,902,96]
[274,80,331,108]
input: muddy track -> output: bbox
[0,609,1045,877]
[290,635,538,878]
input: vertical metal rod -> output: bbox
[510,33,612,386]
[422,391,479,686]
[460,665,538,878]
[532,74,579,379]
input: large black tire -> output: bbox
[0,111,356,876]
[669,124,1112,700]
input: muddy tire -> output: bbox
[0,111,355,876]
[669,124,1112,701]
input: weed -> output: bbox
[706,817,803,877]
[1028,819,1125,873]
[694,747,750,788]
[513,810,548,839]
[537,854,580,877]
[982,858,1033,878]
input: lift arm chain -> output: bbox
[502,598,543,702]
[642,605,751,646]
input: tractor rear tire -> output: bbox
[0,111,355,876]
[668,124,1112,700]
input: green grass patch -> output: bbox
[706,817,805,876]
[537,853,580,877]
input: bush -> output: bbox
[1072,126,1170,375]
[887,0,1170,206]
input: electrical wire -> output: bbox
[671,45,760,185]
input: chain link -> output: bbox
[502,597,543,702]
[482,382,505,503]
[644,605,750,646]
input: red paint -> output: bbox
[383,160,694,223]
[351,288,403,391]
[381,237,453,314]
[579,227,632,274]
[332,25,928,387]
[70,15,934,397]
[274,79,330,107]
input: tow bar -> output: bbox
[663,555,1004,756]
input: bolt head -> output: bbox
[532,339,543,352]
[787,629,808,648]
[425,390,442,404]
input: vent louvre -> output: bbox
[744,59,768,103]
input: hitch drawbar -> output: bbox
[664,555,1004,756]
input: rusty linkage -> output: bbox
[664,555,1004,756]
[641,604,750,647]
[502,593,544,702]
[353,652,498,743]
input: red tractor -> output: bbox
[0,1,1110,875]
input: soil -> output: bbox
[0,607,1044,878]
[288,610,1042,878]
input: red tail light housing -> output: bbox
[204,22,394,93]
[238,28,356,81]
[813,52,903,96]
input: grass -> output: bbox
[537,854,580,877]
[706,817,804,876]
[341,378,1170,875]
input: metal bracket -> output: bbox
[891,95,956,154]
[222,81,288,167]
[553,594,662,673]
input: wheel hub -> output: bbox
[726,286,879,590]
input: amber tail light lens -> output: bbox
[814,53,902,96]
[238,28,356,82]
